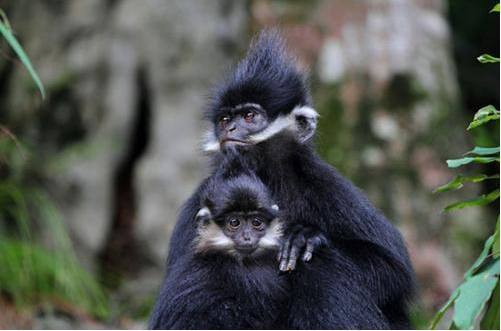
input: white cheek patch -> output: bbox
[248,105,319,144]
[291,105,318,143]
[202,129,220,153]
[195,221,234,253]
[247,113,294,144]
[293,105,319,120]
[259,218,283,249]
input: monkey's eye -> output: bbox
[251,218,264,229]
[219,115,231,127]
[228,218,241,229]
[244,111,255,123]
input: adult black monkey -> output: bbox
[150,31,415,329]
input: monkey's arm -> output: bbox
[275,153,414,311]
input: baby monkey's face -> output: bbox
[221,212,268,255]
[195,206,282,258]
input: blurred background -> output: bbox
[0,0,498,329]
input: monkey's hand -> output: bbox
[278,224,328,272]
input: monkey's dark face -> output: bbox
[215,103,269,149]
[221,212,268,254]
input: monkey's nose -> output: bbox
[228,124,237,132]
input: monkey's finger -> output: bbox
[302,238,317,262]
[277,244,283,262]
[277,238,287,262]
[286,235,306,271]
[302,234,328,262]
[279,256,288,272]
[279,224,304,263]
[279,235,292,260]
[279,236,293,271]
[286,244,301,271]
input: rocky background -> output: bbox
[0,0,498,328]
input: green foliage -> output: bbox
[465,146,500,155]
[0,9,45,98]
[0,9,108,320]
[431,223,500,329]
[433,174,499,193]
[0,138,109,318]
[431,6,500,328]
[444,189,499,212]
[446,156,499,168]
[467,105,500,130]
[477,54,500,64]
[451,260,499,329]
[0,239,109,318]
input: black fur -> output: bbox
[150,30,415,329]
[150,161,287,329]
[149,252,288,329]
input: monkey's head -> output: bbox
[203,30,318,153]
[194,175,282,258]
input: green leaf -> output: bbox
[0,9,12,30]
[477,54,500,63]
[0,19,45,98]
[493,218,500,258]
[468,105,500,130]
[465,146,500,156]
[480,281,500,330]
[434,174,498,193]
[468,114,500,130]
[444,189,500,212]
[446,156,499,168]
[452,259,499,330]
[465,234,496,278]
[430,289,460,329]
[490,3,500,12]
[474,105,499,119]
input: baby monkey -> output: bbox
[148,172,289,329]
[195,174,282,260]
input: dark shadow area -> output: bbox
[98,67,154,288]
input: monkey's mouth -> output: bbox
[235,245,258,255]
[220,139,251,147]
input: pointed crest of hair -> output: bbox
[208,29,311,122]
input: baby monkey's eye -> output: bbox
[251,218,264,229]
[244,111,254,123]
[228,218,241,229]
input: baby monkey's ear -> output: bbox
[195,207,212,225]
[269,204,280,219]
